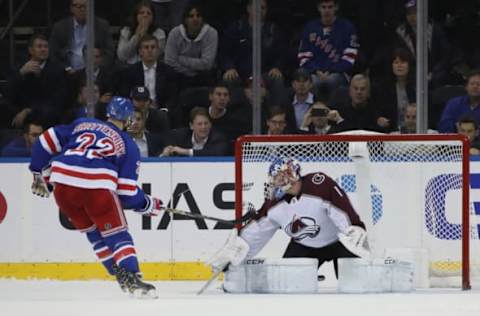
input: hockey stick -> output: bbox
[163,207,254,225]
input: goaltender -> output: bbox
[209,157,371,278]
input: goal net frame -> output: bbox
[234,133,471,290]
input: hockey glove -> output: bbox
[338,225,371,260]
[207,228,250,273]
[135,195,164,216]
[31,171,52,198]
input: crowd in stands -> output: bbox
[1,0,480,157]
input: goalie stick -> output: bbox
[162,206,255,225]
[197,263,228,295]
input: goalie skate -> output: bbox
[115,266,158,299]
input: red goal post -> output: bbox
[235,133,471,289]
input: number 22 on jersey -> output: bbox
[65,132,116,159]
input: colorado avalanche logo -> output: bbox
[311,173,325,185]
[285,215,320,241]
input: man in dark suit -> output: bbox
[49,0,114,72]
[5,33,67,128]
[119,34,173,109]
[128,108,165,157]
[161,107,228,157]
[285,68,317,133]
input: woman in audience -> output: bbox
[375,48,416,133]
[117,0,166,64]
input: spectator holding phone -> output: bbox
[300,101,343,134]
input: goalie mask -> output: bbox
[268,158,301,199]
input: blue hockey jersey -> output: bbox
[29,117,147,210]
[298,18,359,74]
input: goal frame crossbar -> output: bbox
[234,133,470,289]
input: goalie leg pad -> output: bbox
[223,258,319,294]
[207,229,250,272]
[337,258,414,293]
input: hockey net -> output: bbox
[235,133,475,289]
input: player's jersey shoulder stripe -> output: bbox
[39,128,62,155]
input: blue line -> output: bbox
[0,156,235,163]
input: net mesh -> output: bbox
[238,136,475,285]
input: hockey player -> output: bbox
[209,157,370,277]
[29,97,164,298]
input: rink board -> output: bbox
[0,158,479,280]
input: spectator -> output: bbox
[342,0,405,78]
[300,101,342,135]
[128,108,165,157]
[391,103,417,134]
[438,70,480,133]
[375,48,416,133]
[389,103,438,134]
[298,0,359,99]
[264,106,289,135]
[63,81,103,123]
[130,86,170,134]
[393,0,451,88]
[219,0,287,105]
[161,106,228,156]
[5,33,67,128]
[71,46,115,105]
[285,68,316,132]
[456,115,480,155]
[208,83,250,153]
[1,114,44,157]
[164,3,218,90]
[49,0,115,72]
[329,74,383,132]
[150,0,191,32]
[240,76,272,132]
[117,0,166,65]
[119,34,173,108]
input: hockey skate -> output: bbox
[112,264,128,292]
[114,265,158,299]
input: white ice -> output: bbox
[1,279,480,316]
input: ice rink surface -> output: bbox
[1,279,480,316]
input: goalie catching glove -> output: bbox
[135,195,164,216]
[338,225,371,260]
[207,228,250,272]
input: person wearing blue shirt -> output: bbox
[1,115,44,157]
[298,0,359,99]
[438,70,480,133]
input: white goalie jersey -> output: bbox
[240,172,366,258]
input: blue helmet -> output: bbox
[267,158,301,199]
[106,97,134,122]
